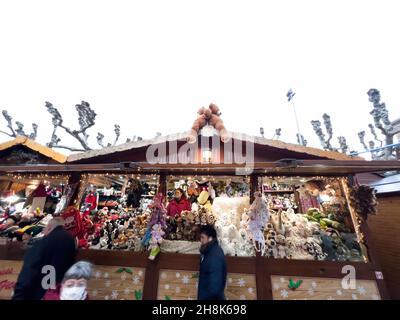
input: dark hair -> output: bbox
[174,188,186,199]
[200,225,217,239]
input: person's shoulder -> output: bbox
[213,243,226,257]
[48,226,74,242]
[42,286,61,300]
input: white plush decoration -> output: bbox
[220,238,236,256]
[240,209,249,229]
[214,220,229,240]
[277,245,286,259]
[212,196,250,229]
[225,224,240,242]
[161,240,200,254]
[270,209,285,236]
[247,192,269,255]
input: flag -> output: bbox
[287,89,295,101]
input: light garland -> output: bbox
[261,175,343,181]
[6,173,70,181]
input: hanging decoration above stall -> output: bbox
[187,103,230,144]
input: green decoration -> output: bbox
[134,289,142,300]
[165,295,172,300]
[192,272,199,279]
[288,278,303,290]
[116,267,133,274]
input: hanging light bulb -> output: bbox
[202,147,212,163]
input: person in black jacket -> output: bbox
[12,217,77,300]
[197,225,227,300]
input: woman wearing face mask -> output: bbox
[43,261,93,300]
[166,188,191,217]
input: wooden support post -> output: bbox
[250,173,259,203]
[255,256,272,300]
[142,257,161,300]
[67,172,83,208]
[157,173,166,196]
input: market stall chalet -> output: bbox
[1,130,400,300]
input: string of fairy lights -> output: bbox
[6,173,70,181]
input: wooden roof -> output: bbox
[0,136,67,163]
[67,130,363,163]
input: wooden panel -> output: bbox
[0,243,387,300]
[157,269,257,300]
[368,196,400,299]
[157,269,198,300]
[87,265,145,300]
[226,273,257,300]
[0,260,23,300]
[271,275,381,300]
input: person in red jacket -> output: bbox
[167,188,191,217]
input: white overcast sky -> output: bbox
[0,0,399,155]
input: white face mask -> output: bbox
[60,286,87,300]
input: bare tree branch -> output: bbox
[45,101,92,151]
[96,132,105,148]
[2,110,16,137]
[114,124,121,145]
[368,123,383,147]
[15,121,26,136]
[1,110,38,140]
[311,120,326,149]
[52,145,87,152]
[311,114,342,151]
[367,89,395,159]
[296,133,307,146]
[272,128,281,140]
[358,131,369,151]
[337,136,349,154]
[29,123,38,140]
[322,113,333,150]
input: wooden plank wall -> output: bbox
[0,249,386,300]
[367,195,400,299]
[271,275,380,300]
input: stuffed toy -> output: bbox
[277,245,287,259]
[240,209,249,229]
[271,209,285,236]
[160,239,200,254]
[196,191,212,212]
[206,212,217,225]
[265,238,278,258]
[220,238,236,256]
[82,192,98,217]
[246,192,269,255]
[148,223,165,260]
[187,103,230,143]
[224,224,240,242]
[0,215,19,232]
[62,206,83,239]
[142,194,167,259]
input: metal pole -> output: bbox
[351,142,400,156]
[290,98,304,145]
